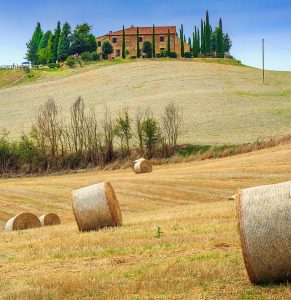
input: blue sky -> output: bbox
[0,0,291,70]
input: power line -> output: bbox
[265,41,291,50]
[230,35,261,44]
[222,26,261,44]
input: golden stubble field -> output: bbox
[1,60,291,144]
[0,144,291,299]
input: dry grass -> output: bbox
[0,70,27,88]
[0,144,291,299]
[1,60,291,144]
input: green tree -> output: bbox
[122,25,126,59]
[142,41,153,58]
[114,107,132,155]
[188,37,192,55]
[197,29,200,54]
[200,20,205,54]
[33,22,43,45]
[57,23,71,61]
[52,21,61,63]
[142,115,161,159]
[25,22,43,65]
[211,29,217,52]
[192,26,199,58]
[180,25,184,57]
[205,10,211,54]
[38,31,52,50]
[224,33,232,53]
[167,28,171,57]
[152,25,156,58]
[216,18,225,58]
[37,31,53,64]
[102,41,114,59]
[25,40,38,65]
[137,27,140,58]
[70,23,97,55]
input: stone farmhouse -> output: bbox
[96,26,190,58]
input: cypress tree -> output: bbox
[25,22,43,65]
[38,31,52,50]
[167,28,171,57]
[193,26,198,58]
[46,35,53,63]
[224,33,232,54]
[180,25,184,57]
[57,22,71,61]
[192,30,195,58]
[200,20,205,54]
[188,37,192,55]
[122,25,126,59]
[203,22,206,54]
[216,18,225,58]
[211,29,216,52]
[137,27,140,58]
[152,25,156,58]
[205,10,211,54]
[32,22,43,48]
[198,29,200,53]
[52,21,61,62]
[38,31,53,64]
[25,40,38,65]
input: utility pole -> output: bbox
[262,38,265,83]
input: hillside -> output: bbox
[1,59,291,144]
[0,144,291,299]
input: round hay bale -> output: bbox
[72,181,122,232]
[133,158,152,174]
[237,181,291,284]
[5,213,41,232]
[39,213,61,227]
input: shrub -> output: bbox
[102,41,114,59]
[169,52,177,58]
[91,52,100,61]
[184,52,192,58]
[160,50,168,57]
[142,41,153,58]
[130,56,137,59]
[80,51,92,62]
[65,56,77,68]
[48,63,60,69]
[155,53,162,58]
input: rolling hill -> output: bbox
[1,59,291,144]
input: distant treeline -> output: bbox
[25,10,232,66]
[0,99,183,175]
[25,22,98,66]
[190,11,232,58]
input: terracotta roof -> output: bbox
[97,26,177,38]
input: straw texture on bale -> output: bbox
[133,158,152,174]
[237,181,291,284]
[39,213,61,226]
[5,213,41,232]
[72,181,122,232]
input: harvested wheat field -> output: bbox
[0,144,291,299]
[1,60,291,144]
